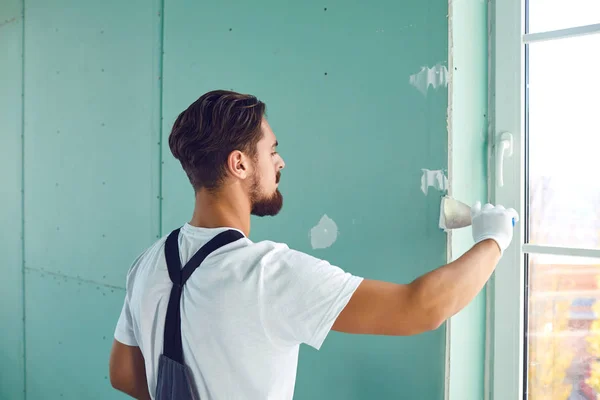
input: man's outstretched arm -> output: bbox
[332,202,517,336]
[332,239,500,335]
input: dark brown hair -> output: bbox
[168,90,266,191]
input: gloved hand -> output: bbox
[471,202,519,254]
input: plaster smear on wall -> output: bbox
[421,169,448,195]
[310,214,338,249]
[409,63,449,96]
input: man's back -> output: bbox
[114,223,363,399]
[110,90,518,400]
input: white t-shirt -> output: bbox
[114,223,363,399]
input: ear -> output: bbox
[226,150,250,180]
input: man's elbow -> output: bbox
[109,356,135,396]
[109,369,128,393]
[110,373,141,399]
[425,315,446,331]
[405,283,447,334]
[406,311,445,335]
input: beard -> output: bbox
[250,171,283,217]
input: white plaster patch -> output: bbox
[409,63,449,96]
[310,214,339,249]
[421,169,448,195]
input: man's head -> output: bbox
[168,90,285,216]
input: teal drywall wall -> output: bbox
[161,1,448,399]
[447,0,489,399]
[1,0,452,398]
[0,1,25,399]
[15,0,161,398]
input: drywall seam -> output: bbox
[21,0,27,397]
[24,267,126,291]
[310,214,339,249]
[421,169,448,194]
[157,0,165,237]
[409,64,449,96]
[445,0,454,398]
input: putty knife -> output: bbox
[439,195,516,231]
[439,196,472,231]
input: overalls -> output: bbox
[155,228,244,400]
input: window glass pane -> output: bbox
[528,0,600,33]
[527,33,600,249]
[527,254,600,400]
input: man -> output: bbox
[109,90,518,399]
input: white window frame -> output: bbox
[489,1,600,399]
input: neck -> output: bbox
[188,186,251,237]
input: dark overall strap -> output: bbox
[163,228,244,363]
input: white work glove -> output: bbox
[471,202,519,254]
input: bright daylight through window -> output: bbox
[492,0,600,399]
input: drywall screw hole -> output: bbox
[324,7,327,11]
[229,28,232,31]
[100,30,104,34]
[324,72,328,75]
[101,123,105,127]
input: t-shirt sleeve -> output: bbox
[114,293,138,346]
[260,245,364,350]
